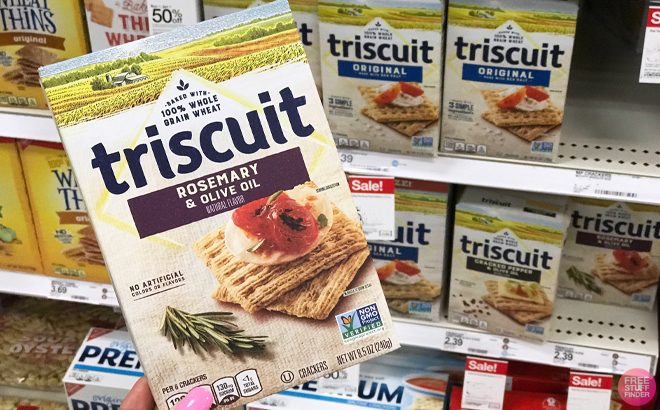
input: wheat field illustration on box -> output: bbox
[42,13,305,127]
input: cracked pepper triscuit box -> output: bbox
[449,186,567,341]
[319,0,444,156]
[39,1,399,408]
[441,0,579,162]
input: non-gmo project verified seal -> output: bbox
[531,141,553,153]
[336,303,384,344]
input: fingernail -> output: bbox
[176,387,214,410]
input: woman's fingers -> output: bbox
[120,377,156,410]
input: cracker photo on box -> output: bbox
[319,0,444,156]
[441,0,579,162]
[558,198,660,310]
[448,186,568,341]
[39,2,399,408]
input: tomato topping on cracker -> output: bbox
[399,82,424,97]
[613,249,648,273]
[525,85,550,102]
[373,83,401,104]
[496,86,527,109]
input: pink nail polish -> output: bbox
[176,387,214,410]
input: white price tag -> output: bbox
[49,279,117,306]
[462,357,508,410]
[348,176,395,241]
[147,0,202,35]
[573,171,639,200]
[567,372,612,410]
[640,7,660,84]
[315,365,360,395]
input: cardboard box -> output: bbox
[369,178,449,323]
[18,140,110,283]
[441,0,579,162]
[63,328,141,410]
[0,137,42,274]
[84,0,150,51]
[318,0,444,156]
[558,198,660,310]
[147,0,204,35]
[39,2,399,408]
[0,0,89,109]
[202,0,322,95]
[448,186,568,341]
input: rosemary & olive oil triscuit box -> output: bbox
[441,0,579,162]
[39,2,399,408]
[0,138,42,274]
[370,178,448,323]
[203,0,322,96]
[319,0,444,156]
[557,198,660,310]
[0,0,89,109]
[449,186,567,341]
[18,140,110,283]
[84,0,149,51]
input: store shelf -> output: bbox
[0,385,66,404]
[0,108,59,142]
[0,269,117,307]
[394,297,658,375]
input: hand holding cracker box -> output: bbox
[558,198,660,310]
[449,186,568,341]
[39,2,399,408]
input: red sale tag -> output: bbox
[567,372,613,410]
[348,176,395,241]
[463,357,508,410]
[648,8,660,28]
[640,6,660,83]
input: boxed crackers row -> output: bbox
[2,0,579,164]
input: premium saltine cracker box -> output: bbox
[18,141,111,283]
[557,198,660,310]
[441,0,579,162]
[319,0,444,156]
[449,186,567,341]
[84,0,150,51]
[38,2,399,408]
[370,178,448,323]
[0,0,89,109]
[0,138,43,274]
[203,0,322,95]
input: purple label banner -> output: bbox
[576,231,653,252]
[128,148,310,238]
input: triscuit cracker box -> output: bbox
[203,0,322,95]
[39,1,398,408]
[83,0,150,51]
[441,0,579,162]
[319,0,444,156]
[0,138,42,274]
[18,140,110,283]
[0,0,88,109]
[558,198,660,310]
[370,178,448,323]
[449,186,567,341]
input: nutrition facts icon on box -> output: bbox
[455,143,465,152]
[236,370,262,397]
[213,377,239,405]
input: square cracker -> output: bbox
[506,124,559,141]
[481,89,563,127]
[605,277,660,294]
[484,280,553,313]
[358,85,439,122]
[387,299,410,314]
[193,206,367,313]
[386,120,434,137]
[405,397,444,410]
[482,295,551,324]
[592,253,660,282]
[91,1,114,28]
[381,275,441,299]
[214,248,370,320]
[16,45,59,66]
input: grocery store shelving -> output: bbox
[0,385,67,404]
[0,107,59,142]
[0,269,117,307]
[2,268,655,375]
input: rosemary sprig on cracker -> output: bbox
[159,306,267,354]
[566,266,603,295]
